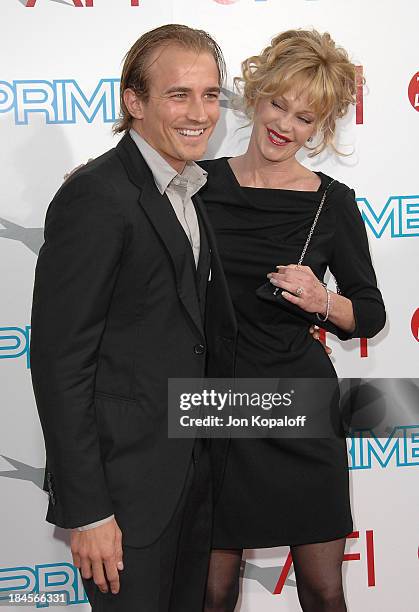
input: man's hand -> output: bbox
[309,324,332,355]
[71,518,123,595]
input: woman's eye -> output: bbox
[271,100,284,110]
[299,117,313,124]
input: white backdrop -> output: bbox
[0,1,418,610]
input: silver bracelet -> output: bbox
[316,286,331,322]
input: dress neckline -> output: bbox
[223,157,325,194]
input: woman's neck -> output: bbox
[230,143,318,190]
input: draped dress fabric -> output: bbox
[199,157,386,548]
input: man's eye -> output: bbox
[205,93,220,100]
[172,93,187,99]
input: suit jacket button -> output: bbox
[194,344,205,355]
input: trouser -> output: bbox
[82,438,212,611]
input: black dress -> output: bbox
[199,157,386,549]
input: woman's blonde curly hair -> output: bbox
[236,29,361,156]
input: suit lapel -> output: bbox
[194,193,237,338]
[116,134,204,338]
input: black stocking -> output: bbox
[291,538,347,612]
[204,548,243,612]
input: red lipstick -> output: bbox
[267,128,291,146]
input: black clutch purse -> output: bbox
[255,179,345,336]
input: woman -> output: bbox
[200,30,386,612]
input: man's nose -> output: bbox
[186,96,208,123]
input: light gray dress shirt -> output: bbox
[76,129,208,531]
[131,128,207,267]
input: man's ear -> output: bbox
[123,88,145,120]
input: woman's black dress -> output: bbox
[199,157,386,549]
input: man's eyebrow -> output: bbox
[164,86,221,94]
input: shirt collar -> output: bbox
[129,128,207,195]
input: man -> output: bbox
[30,24,236,611]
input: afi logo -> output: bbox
[213,0,320,4]
[24,0,140,7]
[318,329,369,358]
[411,309,419,342]
[408,72,419,112]
[273,530,375,593]
[242,530,375,594]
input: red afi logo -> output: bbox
[25,0,139,6]
[274,530,376,594]
[355,65,364,124]
[318,329,369,358]
[411,309,419,342]
[408,72,419,112]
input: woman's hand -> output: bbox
[267,264,328,315]
[267,263,356,334]
[63,159,93,182]
[309,324,332,355]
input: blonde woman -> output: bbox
[201,30,385,611]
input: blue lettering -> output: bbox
[0,326,31,368]
[0,563,87,608]
[348,426,419,469]
[357,196,419,238]
[0,79,120,125]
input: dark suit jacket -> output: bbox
[30,133,237,547]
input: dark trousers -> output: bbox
[82,439,212,611]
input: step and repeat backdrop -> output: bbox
[0,0,418,610]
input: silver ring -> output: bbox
[296,286,304,297]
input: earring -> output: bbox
[307,136,313,143]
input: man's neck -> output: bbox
[130,126,186,174]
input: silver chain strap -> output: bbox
[297,179,335,265]
[272,179,340,296]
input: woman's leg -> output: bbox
[291,538,347,612]
[204,548,243,612]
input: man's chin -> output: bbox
[177,143,210,162]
